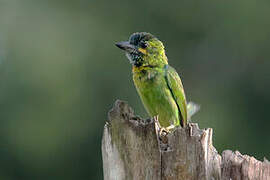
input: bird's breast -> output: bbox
[132,69,179,127]
[132,69,172,107]
[133,69,159,86]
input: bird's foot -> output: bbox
[159,125,176,136]
[165,125,177,132]
[159,127,170,137]
[153,116,163,135]
[153,116,176,136]
[153,116,176,144]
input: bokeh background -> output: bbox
[0,0,269,179]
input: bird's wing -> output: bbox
[164,65,187,127]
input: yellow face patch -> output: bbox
[138,48,147,54]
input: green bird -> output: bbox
[116,32,198,130]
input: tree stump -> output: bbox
[102,100,270,180]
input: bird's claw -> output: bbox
[153,116,173,144]
[159,127,170,137]
[153,115,165,136]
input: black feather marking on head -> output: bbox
[129,32,156,46]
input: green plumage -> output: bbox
[116,32,190,128]
[133,65,187,127]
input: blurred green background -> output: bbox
[0,0,269,179]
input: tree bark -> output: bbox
[102,100,270,180]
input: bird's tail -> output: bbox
[187,101,200,122]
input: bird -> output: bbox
[116,32,199,131]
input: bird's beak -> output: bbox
[115,41,137,53]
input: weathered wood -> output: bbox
[160,124,221,180]
[221,150,270,180]
[102,100,161,180]
[102,100,270,180]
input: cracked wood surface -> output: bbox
[102,100,270,180]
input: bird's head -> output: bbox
[116,32,168,67]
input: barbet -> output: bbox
[116,32,198,130]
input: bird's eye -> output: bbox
[140,42,148,49]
